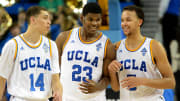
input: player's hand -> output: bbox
[79,79,99,94]
[108,60,122,73]
[52,91,62,101]
[121,77,145,89]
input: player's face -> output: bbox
[35,10,51,35]
[82,13,102,35]
[121,10,141,36]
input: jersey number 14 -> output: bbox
[29,73,45,91]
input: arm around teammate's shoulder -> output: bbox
[143,39,175,89]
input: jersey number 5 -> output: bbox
[29,73,45,91]
[72,64,92,82]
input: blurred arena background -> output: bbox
[0,0,179,101]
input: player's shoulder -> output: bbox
[149,38,164,53]
[149,38,161,46]
[56,30,72,42]
[2,37,18,52]
[113,40,123,50]
[5,37,18,46]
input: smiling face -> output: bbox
[81,13,102,36]
[121,10,143,36]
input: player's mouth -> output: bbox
[90,27,98,31]
[122,26,129,32]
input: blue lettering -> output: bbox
[20,57,51,71]
[37,57,43,68]
[29,57,35,68]
[120,59,147,72]
[44,59,51,71]
[83,52,90,63]
[67,50,99,68]
[132,59,138,70]
[91,56,98,67]
[75,50,83,60]
[20,59,28,71]
[124,59,131,69]
[68,51,75,60]
[140,61,147,72]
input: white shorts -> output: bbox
[9,96,49,101]
[120,96,165,101]
[62,94,106,101]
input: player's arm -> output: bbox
[79,39,116,94]
[55,31,71,69]
[51,73,62,101]
[121,40,176,89]
[142,40,175,89]
[1,87,7,101]
[108,41,122,92]
[0,76,6,100]
[100,39,116,90]
[0,39,16,100]
[50,40,64,101]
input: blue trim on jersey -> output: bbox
[125,37,147,52]
[19,35,43,49]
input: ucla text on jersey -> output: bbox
[119,59,147,72]
[20,57,51,71]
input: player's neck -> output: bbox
[125,32,144,49]
[80,28,99,41]
[23,27,41,44]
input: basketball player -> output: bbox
[108,5,175,101]
[55,2,115,101]
[0,6,62,101]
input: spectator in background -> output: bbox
[5,0,38,21]
[0,22,20,55]
[17,10,28,33]
[158,0,180,101]
[49,7,78,40]
[158,0,180,64]
[39,0,64,13]
[0,6,12,39]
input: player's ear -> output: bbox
[29,16,36,25]
[138,19,143,26]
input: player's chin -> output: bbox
[123,32,130,36]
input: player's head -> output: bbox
[81,2,102,35]
[26,6,51,34]
[121,5,144,36]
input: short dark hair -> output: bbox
[26,6,47,24]
[123,5,144,26]
[82,2,102,16]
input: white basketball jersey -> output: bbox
[0,34,60,100]
[60,27,108,101]
[116,37,164,101]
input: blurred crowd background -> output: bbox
[0,0,180,101]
